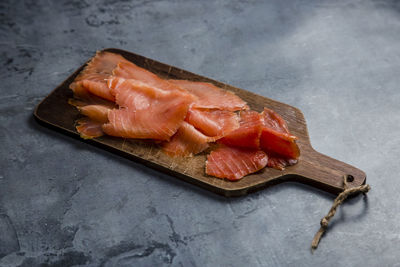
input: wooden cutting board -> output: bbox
[34,48,366,197]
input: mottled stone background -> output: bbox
[1,0,400,266]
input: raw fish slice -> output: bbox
[79,105,110,123]
[206,146,268,181]
[218,110,263,149]
[185,108,239,138]
[261,128,300,160]
[102,78,193,140]
[113,62,188,93]
[103,108,184,140]
[70,51,131,101]
[260,107,300,161]
[169,79,248,111]
[75,118,104,139]
[266,155,297,171]
[162,122,213,157]
[69,98,114,122]
[108,77,195,111]
[68,94,116,108]
[69,98,114,138]
[80,52,131,75]
[72,79,114,101]
[262,107,291,134]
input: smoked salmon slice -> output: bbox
[113,61,188,93]
[185,108,239,138]
[218,110,263,149]
[75,118,104,139]
[161,121,213,157]
[68,98,114,139]
[68,51,301,180]
[102,77,193,140]
[216,108,299,170]
[260,107,300,161]
[206,146,268,181]
[78,105,110,123]
[266,156,298,171]
[169,79,248,111]
[70,51,131,101]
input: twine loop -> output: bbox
[311,175,370,252]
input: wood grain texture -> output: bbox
[34,48,366,197]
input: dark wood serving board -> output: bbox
[34,48,366,197]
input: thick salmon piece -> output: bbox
[185,108,239,138]
[102,78,193,140]
[218,110,263,149]
[70,51,131,101]
[206,146,268,181]
[260,107,300,161]
[168,79,248,111]
[162,122,213,157]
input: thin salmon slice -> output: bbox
[169,79,248,111]
[75,118,104,139]
[260,107,300,160]
[69,98,114,139]
[102,77,193,140]
[218,110,263,149]
[162,121,213,157]
[266,156,298,171]
[113,62,189,93]
[78,105,110,123]
[70,51,132,101]
[206,146,268,181]
[185,108,239,138]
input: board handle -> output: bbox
[288,150,366,194]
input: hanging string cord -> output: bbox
[311,176,371,252]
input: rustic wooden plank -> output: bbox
[34,48,366,197]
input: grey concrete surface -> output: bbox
[1,0,399,266]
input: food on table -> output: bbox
[205,146,268,181]
[218,110,263,150]
[70,51,131,101]
[69,51,300,180]
[161,121,214,157]
[169,79,248,111]
[103,77,193,140]
[260,107,300,169]
[185,108,239,138]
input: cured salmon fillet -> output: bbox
[206,146,268,181]
[262,107,291,134]
[70,51,131,101]
[113,62,188,93]
[162,121,213,157]
[79,105,110,123]
[185,108,239,138]
[75,118,104,139]
[68,98,114,139]
[102,77,193,140]
[266,156,298,171]
[260,108,300,165]
[67,51,301,180]
[218,110,263,149]
[169,79,248,111]
[216,108,299,170]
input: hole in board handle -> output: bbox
[346,175,354,183]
